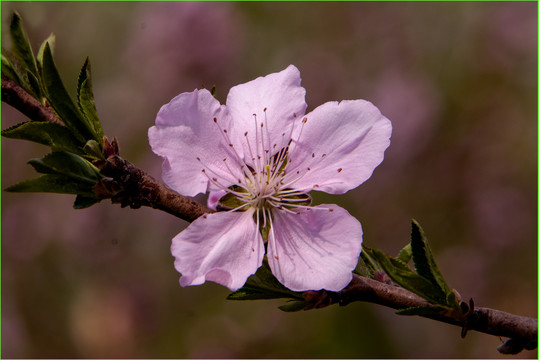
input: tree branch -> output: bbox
[305,274,538,354]
[1,74,61,124]
[2,74,537,355]
[96,155,212,223]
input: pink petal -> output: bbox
[207,190,226,210]
[285,100,392,194]
[148,89,244,196]
[225,65,307,162]
[267,205,362,291]
[171,208,264,291]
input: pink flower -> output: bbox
[148,65,392,292]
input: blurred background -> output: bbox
[1,2,537,358]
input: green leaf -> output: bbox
[83,139,105,160]
[227,260,302,301]
[1,121,84,154]
[410,220,453,300]
[5,174,96,196]
[77,58,104,144]
[26,69,42,99]
[27,151,102,183]
[397,243,412,264]
[1,49,39,97]
[41,42,94,142]
[36,33,55,75]
[73,195,101,209]
[278,300,309,312]
[1,53,22,84]
[367,248,448,305]
[353,251,375,278]
[9,11,39,78]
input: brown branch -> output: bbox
[2,73,537,355]
[305,274,538,354]
[1,74,61,124]
[95,155,212,223]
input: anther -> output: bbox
[337,168,343,173]
[302,117,308,123]
[244,131,248,136]
[213,118,217,123]
[329,208,334,212]
[312,153,315,158]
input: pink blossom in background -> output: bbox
[149,65,392,291]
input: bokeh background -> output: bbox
[1,2,537,358]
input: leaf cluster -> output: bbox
[2,11,108,208]
[361,220,463,317]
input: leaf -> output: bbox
[353,251,375,278]
[77,58,104,144]
[1,53,22,85]
[27,151,102,183]
[367,248,448,305]
[83,139,105,160]
[278,300,309,312]
[73,195,101,209]
[397,243,412,264]
[227,260,302,301]
[410,220,453,300]
[26,70,42,99]
[1,49,39,98]
[41,42,94,142]
[5,174,96,196]
[36,33,55,75]
[9,11,39,78]
[1,121,84,154]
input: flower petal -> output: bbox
[207,190,226,210]
[285,100,392,194]
[148,89,244,196]
[267,205,362,291]
[171,208,264,291]
[226,65,307,162]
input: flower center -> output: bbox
[201,110,313,218]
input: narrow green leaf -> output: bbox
[278,300,308,312]
[1,53,22,84]
[367,248,448,305]
[353,251,375,278]
[410,220,452,300]
[36,33,55,74]
[83,139,105,160]
[9,11,39,77]
[77,58,104,144]
[26,70,42,99]
[5,174,95,196]
[41,43,93,142]
[27,152,102,183]
[397,243,412,264]
[1,49,39,98]
[1,121,84,154]
[73,195,101,209]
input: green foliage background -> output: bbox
[1,2,537,358]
